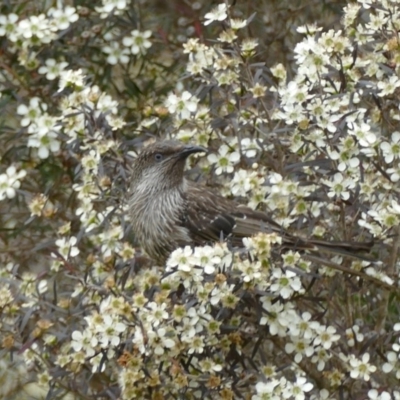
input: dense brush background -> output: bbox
[1,0,400,399]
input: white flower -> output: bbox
[288,376,313,399]
[166,246,195,272]
[349,353,377,381]
[148,328,175,355]
[230,18,247,30]
[293,312,316,340]
[380,132,400,163]
[328,140,360,172]
[285,337,314,363]
[81,150,101,173]
[186,45,215,74]
[313,325,340,349]
[377,75,400,97]
[17,97,47,127]
[236,259,262,282]
[213,242,233,267]
[71,330,98,357]
[275,102,304,125]
[241,38,258,56]
[198,358,223,373]
[0,13,19,41]
[260,298,298,336]
[188,336,205,354]
[165,91,199,119]
[207,144,240,175]
[27,114,61,158]
[55,236,80,258]
[48,6,79,31]
[179,309,201,343]
[230,169,254,195]
[345,325,364,347]
[240,138,259,158]
[145,302,169,327]
[382,350,399,377]
[0,166,26,200]
[269,268,303,299]
[323,172,355,201]
[253,379,280,399]
[250,83,267,98]
[18,14,53,43]
[96,0,128,17]
[348,122,376,147]
[311,346,331,371]
[96,315,126,347]
[122,30,152,55]
[294,36,330,77]
[103,42,130,65]
[38,59,69,80]
[210,282,236,306]
[58,69,85,92]
[204,3,228,26]
[193,245,221,274]
[99,225,123,257]
[280,80,311,104]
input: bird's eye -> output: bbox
[154,153,164,162]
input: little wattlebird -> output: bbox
[128,140,372,265]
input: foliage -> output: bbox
[1,0,400,399]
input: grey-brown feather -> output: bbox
[128,141,372,264]
[128,141,194,264]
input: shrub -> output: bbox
[1,0,400,399]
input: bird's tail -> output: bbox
[290,237,375,261]
[271,225,374,260]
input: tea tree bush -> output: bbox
[1,0,400,399]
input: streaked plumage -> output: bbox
[128,140,371,264]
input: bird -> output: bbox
[128,140,372,265]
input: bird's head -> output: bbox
[131,140,207,192]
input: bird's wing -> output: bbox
[183,184,237,244]
[183,183,289,247]
[183,182,373,257]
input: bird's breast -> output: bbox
[129,186,192,262]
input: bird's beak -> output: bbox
[178,144,207,159]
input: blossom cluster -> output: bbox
[0,6,78,47]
